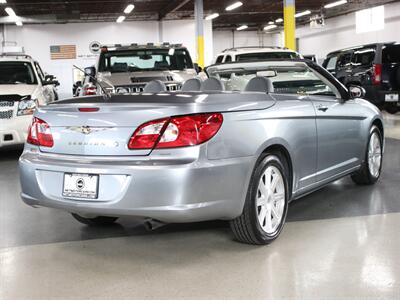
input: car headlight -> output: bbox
[17,99,37,116]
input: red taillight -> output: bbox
[128,113,223,150]
[78,107,99,112]
[27,117,54,148]
[83,84,97,96]
[128,118,168,149]
[372,63,382,85]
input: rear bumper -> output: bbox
[0,115,31,147]
[365,86,400,106]
[19,150,253,223]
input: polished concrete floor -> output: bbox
[1,112,399,299]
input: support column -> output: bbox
[158,21,163,43]
[1,24,6,49]
[283,0,296,51]
[194,0,204,68]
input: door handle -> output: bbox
[317,105,329,112]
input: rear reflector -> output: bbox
[128,113,223,150]
[372,63,382,85]
[27,117,54,148]
[78,107,99,112]
[83,84,97,96]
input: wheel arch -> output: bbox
[372,118,385,153]
[372,118,384,137]
[259,144,294,199]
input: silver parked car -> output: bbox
[19,60,384,245]
[78,43,200,96]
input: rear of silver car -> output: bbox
[19,97,259,223]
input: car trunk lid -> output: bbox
[36,93,275,156]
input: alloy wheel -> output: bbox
[256,166,285,234]
[368,132,382,178]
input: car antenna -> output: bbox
[73,65,111,100]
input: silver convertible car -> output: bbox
[19,60,384,245]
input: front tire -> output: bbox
[230,152,289,245]
[71,213,119,226]
[351,126,383,185]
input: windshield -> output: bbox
[207,62,339,97]
[382,44,400,63]
[236,52,299,62]
[98,48,193,73]
[0,62,37,85]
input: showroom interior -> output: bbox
[1,0,400,299]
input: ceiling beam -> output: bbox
[159,0,192,20]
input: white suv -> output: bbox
[0,53,59,148]
[214,47,301,64]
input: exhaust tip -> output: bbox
[144,218,167,231]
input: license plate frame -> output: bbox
[62,173,99,200]
[385,94,399,102]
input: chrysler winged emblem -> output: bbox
[67,126,108,135]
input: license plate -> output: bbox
[385,94,399,102]
[63,173,99,199]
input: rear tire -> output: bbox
[385,104,398,115]
[71,213,118,226]
[230,152,289,245]
[351,126,383,185]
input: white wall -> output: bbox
[162,19,213,69]
[297,1,400,60]
[1,20,213,98]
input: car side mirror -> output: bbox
[45,74,55,81]
[44,78,60,87]
[84,66,96,77]
[348,85,366,99]
[194,63,203,74]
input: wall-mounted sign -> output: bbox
[89,41,101,54]
[50,45,77,60]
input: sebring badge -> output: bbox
[67,126,108,135]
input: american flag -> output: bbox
[50,45,76,60]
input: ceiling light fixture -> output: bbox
[275,18,283,23]
[5,7,16,18]
[295,10,311,18]
[15,20,23,26]
[237,25,248,31]
[226,1,243,11]
[324,0,347,9]
[264,24,277,31]
[205,13,219,20]
[116,16,126,23]
[124,4,135,14]
[0,0,7,4]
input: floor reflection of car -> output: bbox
[20,59,383,245]
[75,43,200,96]
[0,53,59,148]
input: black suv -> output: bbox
[323,42,400,114]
